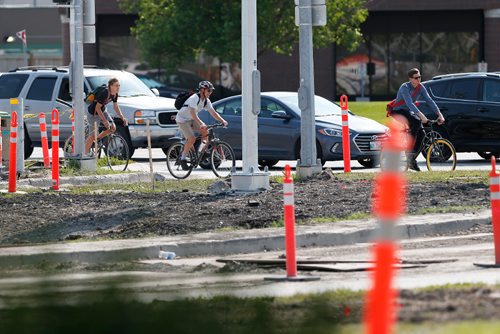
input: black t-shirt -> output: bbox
[88,87,118,114]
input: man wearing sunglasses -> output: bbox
[390,68,445,171]
[175,80,228,170]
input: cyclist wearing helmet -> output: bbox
[175,80,228,170]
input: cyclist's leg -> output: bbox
[85,112,102,154]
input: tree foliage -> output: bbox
[119,0,368,70]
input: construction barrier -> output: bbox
[474,156,500,268]
[283,164,297,277]
[8,112,18,193]
[340,95,351,173]
[264,165,319,282]
[51,109,59,191]
[39,113,50,168]
[364,119,410,334]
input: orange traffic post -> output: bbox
[70,109,75,155]
[364,119,409,334]
[39,113,50,168]
[473,156,500,268]
[340,95,351,173]
[264,165,319,282]
[8,112,18,193]
[283,164,297,277]
[51,109,59,191]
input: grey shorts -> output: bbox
[177,120,200,139]
[87,109,113,134]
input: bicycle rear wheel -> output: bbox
[166,142,194,179]
[211,141,235,178]
[426,138,456,171]
[104,134,129,171]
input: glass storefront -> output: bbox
[335,11,483,100]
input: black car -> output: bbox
[420,72,500,159]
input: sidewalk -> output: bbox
[0,210,490,268]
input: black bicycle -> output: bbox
[380,119,457,171]
[166,123,236,179]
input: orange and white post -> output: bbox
[51,109,59,190]
[8,111,18,193]
[283,164,297,277]
[364,119,410,334]
[39,113,50,168]
[340,95,351,172]
[474,157,500,268]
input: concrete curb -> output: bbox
[0,210,491,267]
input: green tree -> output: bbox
[120,0,368,70]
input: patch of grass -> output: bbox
[415,205,485,215]
[333,170,488,184]
[349,101,389,125]
[310,212,371,224]
[341,322,500,334]
[67,178,215,195]
[269,219,284,228]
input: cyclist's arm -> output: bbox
[421,85,445,124]
[113,101,128,126]
[401,85,428,123]
[207,107,228,127]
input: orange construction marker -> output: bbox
[283,164,297,277]
[39,113,50,168]
[8,112,18,193]
[51,109,59,190]
[340,95,351,173]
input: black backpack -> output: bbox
[85,84,107,104]
[174,91,207,110]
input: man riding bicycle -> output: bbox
[175,80,228,170]
[390,68,445,171]
[86,77,128,154]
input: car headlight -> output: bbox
[318,128,343,137]
[134,110,158,124]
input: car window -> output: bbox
[58,78,71,102]
[483,79,500,103]
[427,81,450,98]
[26,77,57,101]
[220,99,242,116]
[447,79,480,101]
[260,99,284,118]
[0,74,29,99]
[86,72,155,98]
[280,95,342,116]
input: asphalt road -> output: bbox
[30,148,495,177]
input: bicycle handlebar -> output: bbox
[206,123,226,129]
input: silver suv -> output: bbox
[0,66,179,158]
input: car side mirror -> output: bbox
[271,110,291,119]
[151,88,160,96]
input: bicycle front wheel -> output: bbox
[211,141,235,178]
[426,138,457,171]
[104,134,130,171]
[166,142,193,179]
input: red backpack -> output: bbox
[386,84,421,117]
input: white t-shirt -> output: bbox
[175,93,213,123]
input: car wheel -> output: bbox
[357,158,379,168]
[24,128,34,159]
[258,159,279,168]
[115,124,135,158]
[478,152,500,160]
[295,141,325,166]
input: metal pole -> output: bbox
[296,0,321,178]
[71,0,88,167]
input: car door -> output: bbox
[23,75,58,144]
[477,78,500,150]
[425,78,481,148]
[257,98,298,159]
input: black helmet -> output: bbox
[198,80,215,90]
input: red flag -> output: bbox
[16,30,27,47]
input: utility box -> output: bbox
[0,111,10,166]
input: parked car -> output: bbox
[420,72,500,159]
[200,92,388,168]
[135,73,184,98]
[0,66,179,158]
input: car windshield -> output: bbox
[278,95,343,116]
[137,75,166,89]
[87,72,155,98]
